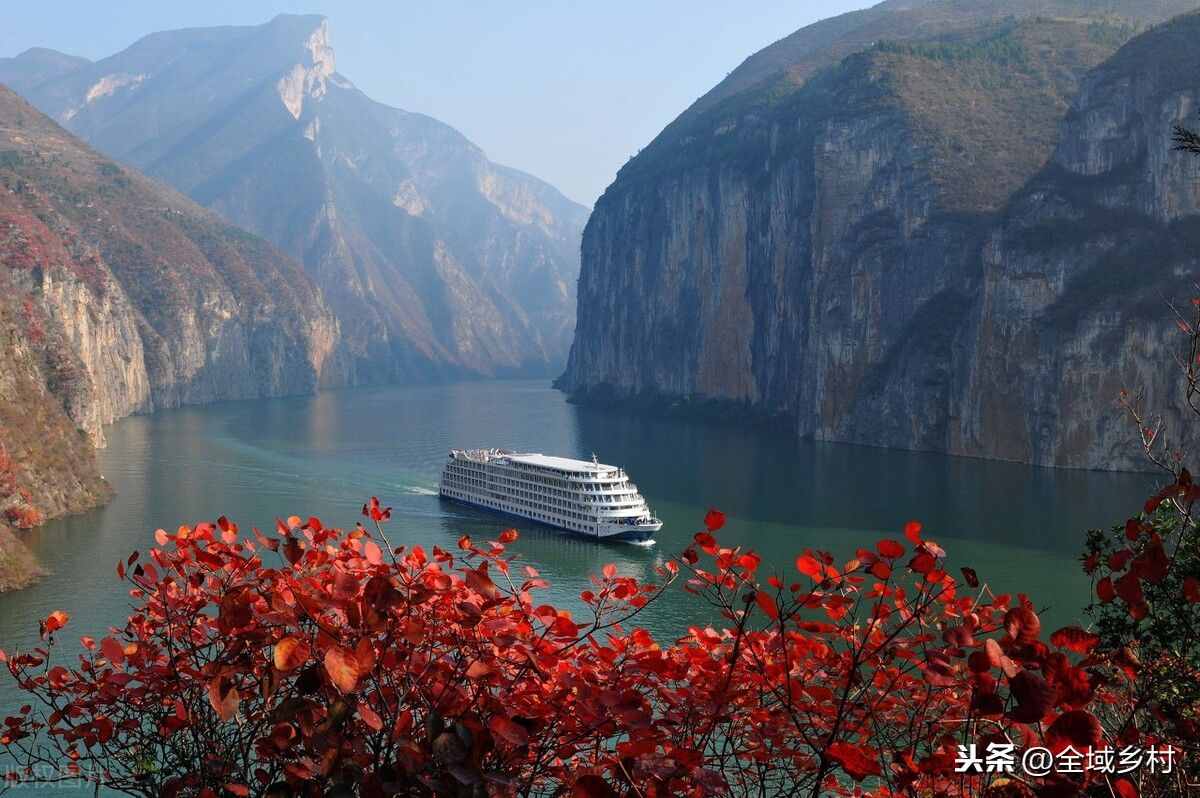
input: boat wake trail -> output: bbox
[404,486,440,496]
[622,538,657,548]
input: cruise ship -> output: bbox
[438,449,662,542]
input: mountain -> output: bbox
[0,47,89,90]
[2,15,588,381]
[0,83,346,547]
[559,1,1200,470]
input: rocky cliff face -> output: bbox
[3,15,588,381]
[561,4,1200,470]
[0,84,347,549]
[957,15,1200,468]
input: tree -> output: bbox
[0,501,1153,797]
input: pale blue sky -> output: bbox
[2,1,875,205]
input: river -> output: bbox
[0,379,1159,792]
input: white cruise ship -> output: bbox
[439,449,662,542]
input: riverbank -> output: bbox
[0,524,43,593]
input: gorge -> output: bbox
[0,14,590,586]
[559,0,1200,470]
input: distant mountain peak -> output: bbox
[8,15,588,380]
[275,16,335,119]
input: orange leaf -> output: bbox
[363,541,383,565]
[354,638,377,673]
[357,703,384,732]
[466,660,495,679]
[273,637,309,672]
[43,611,69,633]
[207,679,240,722]
[323,646,361,694]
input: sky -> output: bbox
[1,1,876,206]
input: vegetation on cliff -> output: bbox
[0,81,359,563]
[562,6,1200,469]
[0,524,43,593]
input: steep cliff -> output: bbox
[561,3,1200,470]
[957,13,1200,468]
[0,85,346,442]
[0,84,350,575]
[3,15,588,381]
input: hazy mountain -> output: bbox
[560,0,1200,469]
[0,47,90,91]
[0,83,344,528]
[4,15,588,381]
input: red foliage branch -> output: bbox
[0,504,1159,797]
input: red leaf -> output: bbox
[1185,576,1200,603]
[1008,670,1053,723]
[489,715,529,746]
[465,564,499,599]
[704,509,726,531]
[100,636,126,665]
[755,590,778,620]
[909,552,935,574]
[224,785,249,798]
[207,679,240,722]
[1045,710,1103,754]
[43,611,69,633]
[1114,571,1143,606]
[960,567,980,589]
[1097,577,1115,603]
[357,703,384,732]
[571,775,617,798]
[1113,777,1139,798]
[826,741,882,781]
[1050,626,1100,656]
[796,554,823,580]
[1003,606,1041,646]
[876,539,904,559]
[498,528,519,543]
[903,520,922,544]
[602,563,617,580]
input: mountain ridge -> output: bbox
[561,3,1200,470]
[3,15,588,382]
[0,81,349,536]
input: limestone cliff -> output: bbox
[0,84,350,588]
[560,4,1200,470]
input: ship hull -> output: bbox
[439,492,658,543]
